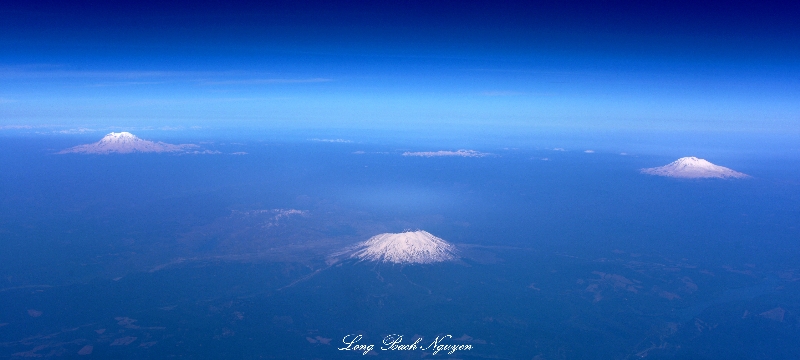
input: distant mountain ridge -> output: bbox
[641,157,749,179]
[59,132,198,154]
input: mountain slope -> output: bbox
[59,132,197,154]
[641,157,749,179]
[344,230,458,264]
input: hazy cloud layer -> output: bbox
[402,149,490,158]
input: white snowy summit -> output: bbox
[59,132,198,154]
[346,230,458,264]
[641,156,749,179]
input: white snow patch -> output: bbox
[641,156,749,179]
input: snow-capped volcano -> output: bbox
[345,230,458,264]
[59,132,198,154]
[641,157,749,179]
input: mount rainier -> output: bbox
[641,157,749,179]
[59,132,198,154]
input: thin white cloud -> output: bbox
[0,67,332,86]
[0,68,195,79]
[203,78,333,85]
[481,90,557,97]
[88,81,166,87]
[185,150,222,155]
[584,150,595,153]
[481,91,523,96]
[402,149,490,158]
[57,128,97,134]
[309,138,352,143]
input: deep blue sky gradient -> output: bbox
[1,1,798,150]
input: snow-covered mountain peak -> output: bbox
[641,156,749,179]
[59,132,198,154]
[347,230,458,264]
[674,156,703,164]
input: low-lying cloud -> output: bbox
[402,149,490,158]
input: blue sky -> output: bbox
[1,1,798,150]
